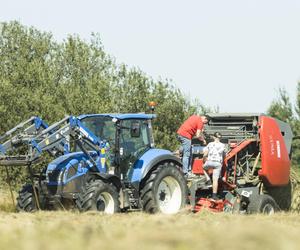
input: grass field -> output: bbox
[1,191,300,250]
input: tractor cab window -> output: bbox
[119,119,151,175]
[80,116,116,142]
[120,119,150,157]
[75,116,116,156]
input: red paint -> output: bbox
[192,159,214,175]
[224,139,256,165]
[193,198,227,212]
[258,116,290,186]
[192,158,204,174]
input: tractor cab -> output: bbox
[78,113,155,179]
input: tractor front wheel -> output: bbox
[76,179,120,214]
[140,162,187,214]
[17,184,40,212]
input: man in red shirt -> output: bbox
[177,115,208,178]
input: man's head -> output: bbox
[200,116,209,124]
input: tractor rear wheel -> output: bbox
[16,184,39,212]
[247,194,279,214]
[76,179,120,214]
[140,162,187,214]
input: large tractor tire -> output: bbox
[247,194,279,214]
[16,184,40,212]
[140,162,187,214]
[76,179,120,214]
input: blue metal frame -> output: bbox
[0,116,48,156]
[34,117,49,131]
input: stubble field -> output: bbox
[1,191,300,250]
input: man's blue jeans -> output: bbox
[177,135,191,174]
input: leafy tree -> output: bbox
[267,84,300,166]
[0,21,209,185]
[268,87,294,122]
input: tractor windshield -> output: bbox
[78,116,117,167]
[80,116,116,143]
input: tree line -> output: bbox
[0,21,299,186]
[0,21,209,185]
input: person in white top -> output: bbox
[203,132,226,200]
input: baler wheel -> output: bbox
[247,194,279,214]
[76,179,120,214]
[140,162,187,214]
[265,182,292,211]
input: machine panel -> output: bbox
[259,116,290,186]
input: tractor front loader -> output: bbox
[0,116,70,166]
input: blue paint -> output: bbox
[0,144,5,154]
[34,117,48,130]
[46,151,107,186]
[128,148,173,183]
[64,142,70,154]
[78,113,156,121]
[31,139,42,154]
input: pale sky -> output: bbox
[1,0,300,113]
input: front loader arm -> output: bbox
[32,116,107,172]
[0,116,48,156]
[0,115,107,172]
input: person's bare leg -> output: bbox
[212,176,218,194]
[203,169,210,181]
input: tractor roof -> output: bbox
[78,113,156,120]
[207,113,263,119]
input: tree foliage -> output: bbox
[0,21,209,185]
[267,84,300,166]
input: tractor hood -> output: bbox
[46,151,99,186]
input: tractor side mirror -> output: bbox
[130,122,141,137]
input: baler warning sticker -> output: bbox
[276,140,281,158]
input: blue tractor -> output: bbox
[5,114,187,214]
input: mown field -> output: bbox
[1,191,300,250]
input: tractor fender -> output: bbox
[89,172,122,191]
[128,148,182,189]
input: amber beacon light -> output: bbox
[148,101,157,112]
